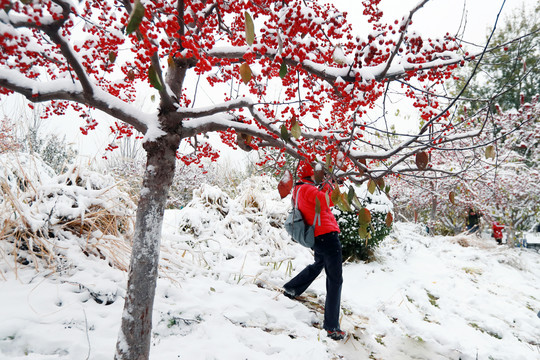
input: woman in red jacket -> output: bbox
[283,161,345,340]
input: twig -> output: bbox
[83,308,91,360]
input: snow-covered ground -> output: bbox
[1,174,539,360]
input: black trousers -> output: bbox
[284,231,343,331]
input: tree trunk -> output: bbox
[115,132,180,360]
[430,178,437,232]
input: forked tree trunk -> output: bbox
[115,132,180,360]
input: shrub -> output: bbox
[334,184,393,262]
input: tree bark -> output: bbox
[115,132,180,360]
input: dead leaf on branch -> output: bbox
[358,207,371,225]
[385,212,393,227]
[415,151,429,170]
[485,145,495,159]
[449,191,456,205]
[239,63,252,84]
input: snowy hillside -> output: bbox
[1,171,539,360]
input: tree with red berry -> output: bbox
[1,0,533,358]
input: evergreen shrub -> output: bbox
[334,184,393,262]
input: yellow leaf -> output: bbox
[245,12,255,46]
[239,62,252,84]
[368,179,376,194]
[331,187,341,204]
[339,192,352,212]
[291,121,301,139]
[485,145,495,159]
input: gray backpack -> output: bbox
[284,185,319,248]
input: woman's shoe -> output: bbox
[326,329,346,340]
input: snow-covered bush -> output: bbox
[107,157,250,209]
[167,175,310,284]
[0,153,135,272]
[335,183,393,262]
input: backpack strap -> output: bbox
[292,183,321,227]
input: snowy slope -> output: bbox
[1,175,539,360]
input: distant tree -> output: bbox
[388,95,539,239]
[0,117,21,153]
[454,3,539,112]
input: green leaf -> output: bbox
[280,125,290,142]
[245,12,255,46]
[367,179,376,194]
[337,192,352,212]
[108,51,117,63]
[347,186,355,203]
[358,225,369,239]
[126,0,145,35]
[279,62,288,79]
[351,194,362,209]
[148,64,163,91]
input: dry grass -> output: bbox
[0,156,136,274]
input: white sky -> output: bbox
[0,0,535,161]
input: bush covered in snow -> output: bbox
[167,175,308,283]
[0,152,135,272]
[107,157,250,209]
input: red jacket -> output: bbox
[492,222,504,239]
[293,181,340,237]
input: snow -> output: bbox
[1,172,539,360]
